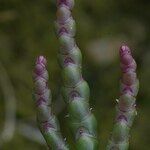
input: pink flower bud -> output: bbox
[57,0,74,9]
[36,56,47,66]
[120,45,133,65]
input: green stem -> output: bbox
[55,0,98,149]
[107,45,139,150]
[33,56,69,150]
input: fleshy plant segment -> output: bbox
[107,45,139,150]
[33,56,69,150]
[32,1,139,150]
[55,0,98,149]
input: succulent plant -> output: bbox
[32,1,139,150]
[107,45,139,150]
[55,0,98,149]
[33,56,69,150]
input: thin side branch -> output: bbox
[0,62,16,146]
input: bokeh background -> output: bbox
[0,0,150,149]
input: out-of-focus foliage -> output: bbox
[0,0,150,149]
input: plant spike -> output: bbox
[33,56,69,150]
[55,0,98,149]
[107,45,139,150]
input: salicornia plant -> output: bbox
[32,0,139,150]
[107,45,139,150]
[55,0,98,149]
[33,56,69,149]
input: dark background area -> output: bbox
[0,0,150,149]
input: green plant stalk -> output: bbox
[33,56,69,150]
[55,0,98,149]
[107,45,139,150]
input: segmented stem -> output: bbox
[33,56,69,150]
[55,0,98,149]
[107,45,139,150]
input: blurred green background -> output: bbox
[0,0,150,149]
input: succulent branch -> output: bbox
[55,0,98,149]
[33,56,69,150]
[107,45,139,150]
[31,1,140,150]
